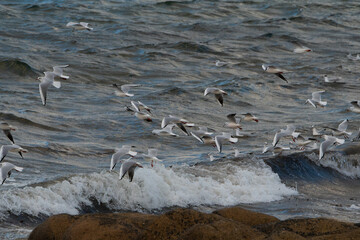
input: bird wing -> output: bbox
[3,130,14,144]
[275,73,288,82]
[120,84,140,94]
[312,91,325,102]
[39,81,51,106]
[285,125,296,133]
[52,66,64,75]
[176,123,189,135]
[163,124,176,132]
[204,87,214,96]
[272,131,285,147]
[66,22,79,27]
[226,114,237,123]
[138,101,151,112]
[161,117,171,128]
[338,119,348,132]
[319,139,335,160]
[0,163,13,184]
[190,132,204,143]
[215,136,224,153]
[119,160,136,180]
[131,101,140,112]
[0,146,10,162]
[148,148,158,157]
[306,99,317,108]
[215,94,224,106]
[43,71,56,80]
[110,154,119,171]
[350,101,360,108]
[79,22,89,27]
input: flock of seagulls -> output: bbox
[1,23,360,184]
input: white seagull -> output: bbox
[204,87,228,107]
[350,101,360,113]
[347,53,360,61]
[215,133,238,153]
[112,84,141,97]
[273,125,300,147]
[0,123,16,144]
[262,64,290,83]
[119,159,143,182]
[319,135,345,160]
[0,162,23,185]
[0,144,28,162]
[125,106,152,122]
[152,124,179,137]
[323,75,343,83]
[331,119,352,137]
[110,145,137,171]
[215,60,228,67]
[242,113,259,122]
[161,115,189,135]
[38,72,61,106]
[293,46,312,53]
[262,143,290,155]
[141,148,162,167]
[305,90,327,108]
[66,22,93,31]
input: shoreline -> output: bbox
[28,206,360,239]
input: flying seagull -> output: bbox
[110,145,137,171]
[305,90,327,108]
[119,159,143,182]
[0,123,16,144]
[262,64,289,83]
[112,84,141,97]
[0,162,23,185]
[66,22,93,31]
[0,144,28,162]
[204,87,228,106]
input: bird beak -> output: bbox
[254,119,259,123]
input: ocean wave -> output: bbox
[0,59,37,77]
[0,162,296,219]
[0,112,62,132]
[266,151,360,180]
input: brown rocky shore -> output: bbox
[29,207,360,240]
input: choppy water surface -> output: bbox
[1,0,360,238]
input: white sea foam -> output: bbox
[0,162,296,218]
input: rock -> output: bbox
[214,207,280,226]
[139,208,223,240]
[258,218,358,237]
[267,230,306,240]
[179,219,266,240]
[29,214,79,240]
[28,207,360,240]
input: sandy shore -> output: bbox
[28,206,360,239]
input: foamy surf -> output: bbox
[0,161,296,219]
